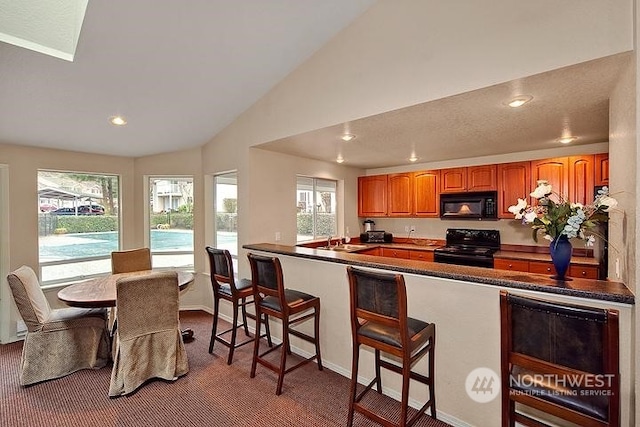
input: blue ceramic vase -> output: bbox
[549,235,573,280]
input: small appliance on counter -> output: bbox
[363,219,375,232]
[360,230,393,243]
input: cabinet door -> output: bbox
[530,157,569,201]
[569,155,594,206]
[414,170,439,217]
[387,173,413,217]
[358,247,381,256]
[467,165,497,191]
[381,248,410,259]
[409,250,434,262]
[440,167,467,193]
[494,259,529,272]
[594,153,609,186]
[529,261,555,275]
[358,175,387,217]
[497,162,531,219]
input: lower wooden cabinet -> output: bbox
[381,248,410,259]
[358,248,381,256]
[495,258,599,279]
[409,250,434,262]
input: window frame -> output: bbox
[296,175,338,243]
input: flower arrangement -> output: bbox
[508,180,617,245]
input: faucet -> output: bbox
[327,235,332,248]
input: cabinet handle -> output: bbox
[581,271,587,276]
[547,267,551,272]
[508,264,513,269]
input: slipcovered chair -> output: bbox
[111,247,152,274]
[109,271,189,397]
[6,266,110,386]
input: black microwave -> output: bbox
[440,191,498,220]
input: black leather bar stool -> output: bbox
[206,247,271,364]
[346,266,436,427]
[247,253,323,395]
[500,291,620,427]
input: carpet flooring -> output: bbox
[0,310,452,427]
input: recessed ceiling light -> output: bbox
[506,95,533,108]
[557,136,577,144]
[341,134,356,142]
[109,115,127,126]
[336,156,345,164]
[409,155,419,162]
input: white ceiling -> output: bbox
[0,1,630,168]
[0,0,374,157]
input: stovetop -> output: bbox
[435,228,501,257]
[435,245,496,257]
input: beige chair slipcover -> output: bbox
[6,266,110,386]
[109,271,189,397]
[111,247,152,274]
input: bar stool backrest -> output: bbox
[206,247,235,290]
[248,254,286,309]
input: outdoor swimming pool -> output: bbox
[39,230,236,261]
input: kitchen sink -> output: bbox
[317,244,369,252]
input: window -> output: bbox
[296,176,337,242]
[214,172,238,257]
[149,177,194,269]
[38,170,119,285]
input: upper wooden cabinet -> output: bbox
[414,170,439,217]
[467,165,497,191]
[530,157,569,201]
[387,173,413,217]
[497,161,531,219]
[358,175,388,217]
[595,153,609,186]
[568,155,594,205]
[441,166,496,193]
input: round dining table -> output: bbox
[57,270,195,308]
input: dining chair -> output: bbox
[206,247,272,364]
[346,266,436,427]
[6,266,111,386]
[500,290,620,427]
[247,253,322,395]
[111,247,152,274]
[109,271,189,397]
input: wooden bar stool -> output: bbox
[346,266,436,427]
[500,291,619,427]
[247,253,323,395]
[206,247,272,364]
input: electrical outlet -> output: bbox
[410,225,416,232]
[615,258,620,278]
[275,232,281,242]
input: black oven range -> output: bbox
[434,228,500,268]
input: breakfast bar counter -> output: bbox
[243,243,633,304]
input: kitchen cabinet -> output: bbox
[409,250,434,262]
[358,175,388,217]
[494,259,529,272]
[497,161,531,219]
[595,153,609,186]
[387,173,413,217]
[414,170,439,217]
[530,157,569,201]
[569,265,599,280]
[467,165,497,191]
[381,248,410,259]
[440,168,466,193]
[358,247,381,256]
[528,261,555,275]
[440,165,496,193]
[568,155,594,205]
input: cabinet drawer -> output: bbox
[358,248,381,256]
[569,265,599,280]
[381,248,410,259]
[409,250,434,262]
[494,259,529,272]
[529,261,555,275]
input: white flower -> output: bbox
[585,235,596,247]
[597,195,618,212]
[543,234,553,241]
[570,202,583,209]
[530,182,552,199]
[523,211,537,223]
[507,198,527,219]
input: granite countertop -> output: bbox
[243,243,634,305]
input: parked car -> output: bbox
[51,205,105,215]
[39,203,58,212]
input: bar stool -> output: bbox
[500,291,620,427]
[206,247,272,364]
[346,266,436,427]
[247,253,323,395]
